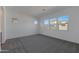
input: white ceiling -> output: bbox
[6,6,69,17]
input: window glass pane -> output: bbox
[34,20,38,24]
[58,16,69,30]
[49,18,58,30]
[44,20,49,25]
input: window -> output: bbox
[44,20,49,25]
[34,20,38,24]
[49,18,57,30]
[58,16,69,30]
[47,16,69,30]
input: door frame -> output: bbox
[1,6,6,44]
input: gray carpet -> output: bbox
[1,34,79,53]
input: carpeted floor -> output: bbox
[1,34,79,53]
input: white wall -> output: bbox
[0,7,2,32]
[6,7,38,39]
[0,7,2,50]
[40,7,79,43]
